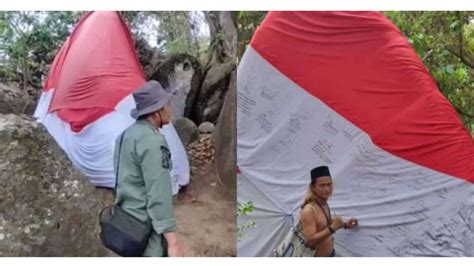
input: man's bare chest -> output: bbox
[313,207,331,229]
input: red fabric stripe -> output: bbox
[251,11,474,183]
[44,11,145,132]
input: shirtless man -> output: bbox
[300,166,358,257]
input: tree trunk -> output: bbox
[204,11,238,192]
[191,11,237,124]
[204,11,238,67]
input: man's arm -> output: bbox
[300,206,332,249]
[163,231,182,256]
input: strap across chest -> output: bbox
[312,201,332,226]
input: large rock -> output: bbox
[0,114,111,256]
[150,54,202,120]
[199,122,215,134]
[212,70,236,192]
[0,83,36,115]
[192,60,236,124]
[174,118,199,147]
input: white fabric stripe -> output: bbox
[237,47,474,256]
[238,171,297,257]
[34,89,190,192]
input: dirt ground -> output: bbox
[173,162,236,257]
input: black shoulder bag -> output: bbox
[99,132,152,257]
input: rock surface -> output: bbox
[212,70,236,192]
[150,54,202,120]
[174,117,200,147]
[192,60,236,124]
[198,122,215,134]
[0,114,111,256]
[0,83,36,115]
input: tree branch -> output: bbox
[454,106,474,119]
[446,46,474,68]
[445,12,474,68]
[422,49,434,62]
[458,11,463,61]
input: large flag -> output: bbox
[237,11,474,256]
[34,11,190,192]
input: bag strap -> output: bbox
[311,201,332,226]
[114,132,126,195]
[98,132,125,222]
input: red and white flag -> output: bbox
[34,12,189,191]
[237,11,474,256]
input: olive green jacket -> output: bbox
[114,119,177,256]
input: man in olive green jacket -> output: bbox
[114,80,182,257]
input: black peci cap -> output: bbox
[310,166,331,183]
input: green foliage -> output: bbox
[237,201,256,240]
[237,11,267,58]
[1,11,82,88]
[385,11,474,133]
[237,200,255,216]
[168,36,192,55]
[122,11,207,58]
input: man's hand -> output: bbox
[330,215,344,231]
[344,218,358,229]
